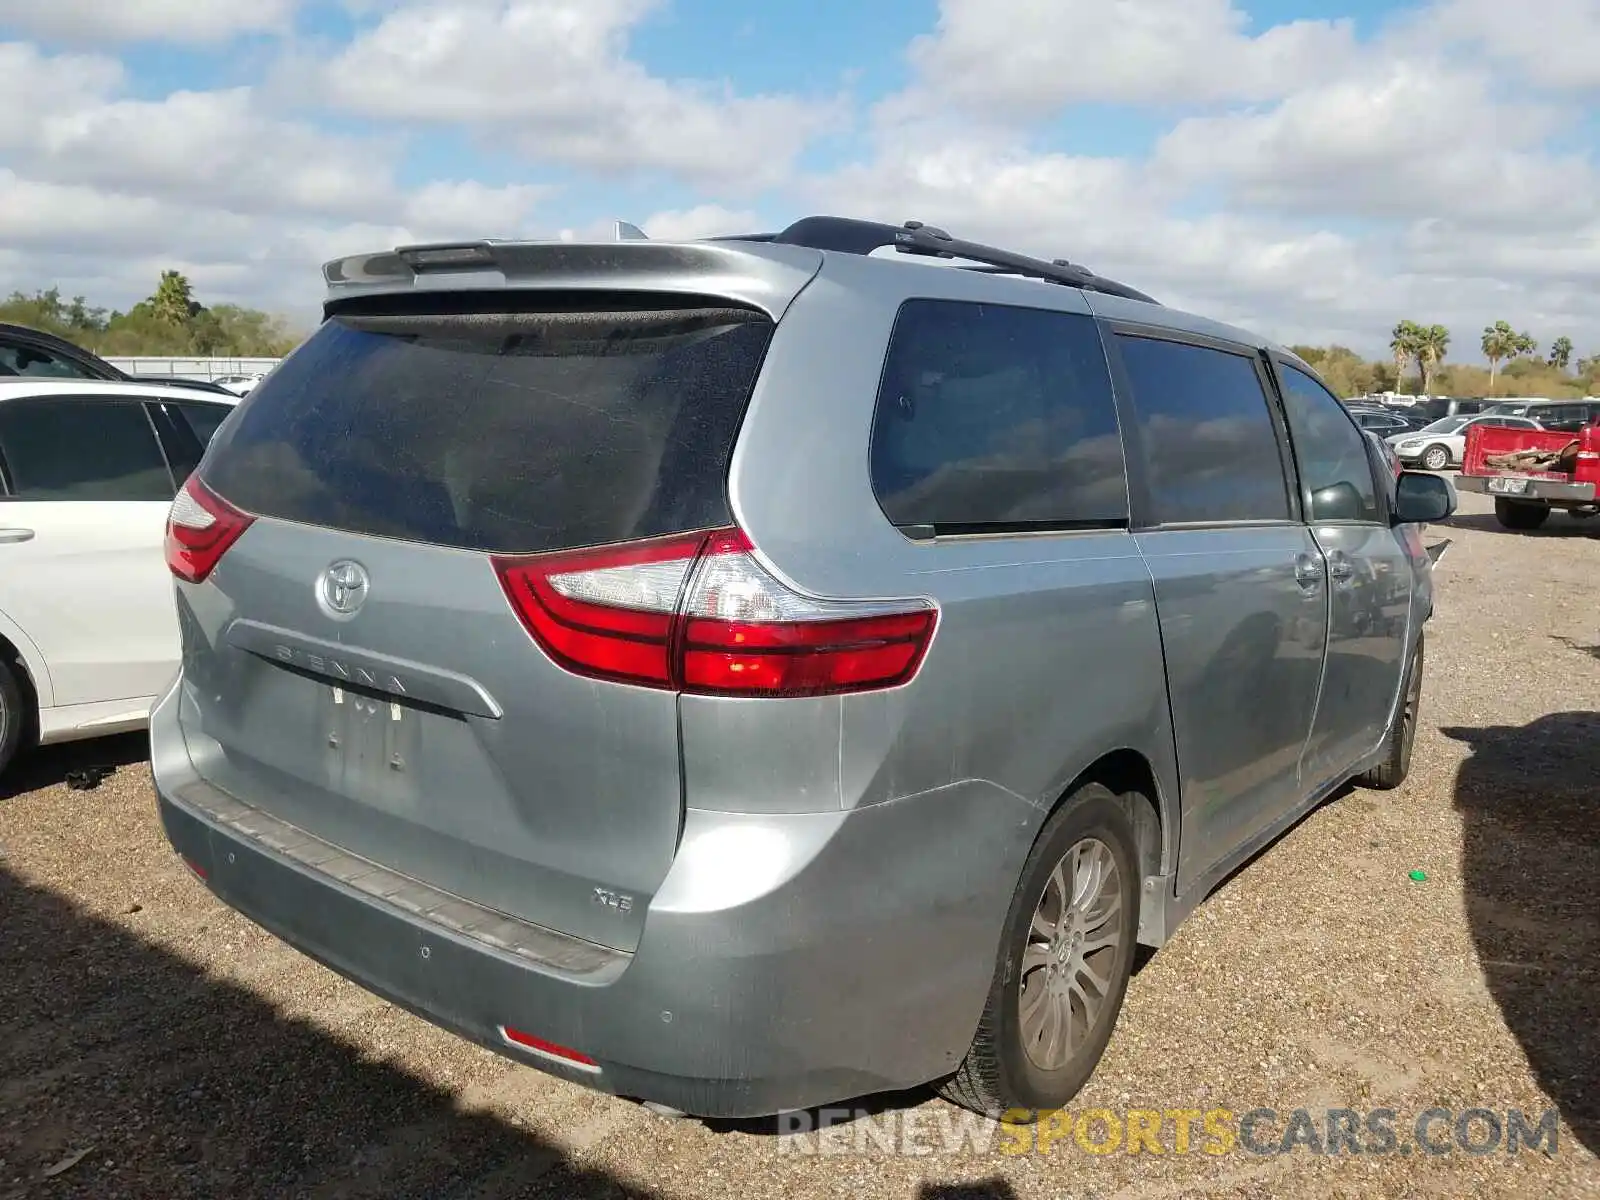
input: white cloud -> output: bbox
[0,0,299,44]
[640,205,762,240]
[811,135,1374,328]
[398,181,551,237]
[1152,56,1600,228]
[31,88,397,219]
[894,0,1357,120]
[5,0,1600,364]
[0,44,124,147]
[1429,0,1600,91]
[311,0,838,189]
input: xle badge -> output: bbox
[593,887,634,914]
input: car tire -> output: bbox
[1358,634,1423,791]
[1421,445,1451,471]
[0,658,25,779]
[1494,498,1551,530]
[938,783,1140,1120]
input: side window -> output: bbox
[1542,406,1583,432]
[0,340,99,379]
[1114,335,1290,524]
[1275,364,1381,523]
[869,299,1127,530]
[175,400,234,446]
[0,398,175,501]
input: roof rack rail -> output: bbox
[761,216,1160,305]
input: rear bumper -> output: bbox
[1455,475,1596,503]
[149,677,1027,1118]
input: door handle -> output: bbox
[1294,552,1323,592]
[1328,551,1355,584]
[0,527,34,544]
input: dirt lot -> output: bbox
[2,491,1596,1200]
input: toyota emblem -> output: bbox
[318,560,370,617]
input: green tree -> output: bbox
[1481,320,1518,393]
[1547,336,1572,371]
[1390,320,1422,394]
[1415,324,1450,395]
[1,273,303,357]
[149,270,198,326]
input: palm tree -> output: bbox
[1416,325,1450,395]
[1481,321,1517,393]
[1549,336,1573,371]
[1390,320,1422,394]
[151,270,197,327]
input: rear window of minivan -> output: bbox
[200,298,775,555]
[868,299,1128,532]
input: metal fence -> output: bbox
[103,356,282,382]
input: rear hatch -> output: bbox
[172,291,777,952]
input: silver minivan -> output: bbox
[150,217,1454,1121]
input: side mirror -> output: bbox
[1394,470,1456,524]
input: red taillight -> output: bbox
[166,477,254,584]
[492,528,937,698]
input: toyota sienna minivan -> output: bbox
[150,216,1454,1121]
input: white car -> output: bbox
[1386,413,1545,471]
[0,380,239,774]
[213,373,264,396]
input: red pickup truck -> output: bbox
[1456,419,1600,529]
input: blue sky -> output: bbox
[2,0,1599,360]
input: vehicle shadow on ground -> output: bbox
[1443,512,1599,538]
[1441,710,1600,1157]
[0,862,660,1200]
[0,731,149,801]
[917,1183,1017,1199]
[1549,635,1600,662]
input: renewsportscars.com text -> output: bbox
[776,1106,1561,1158]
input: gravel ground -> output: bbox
[1,490,1596,1200]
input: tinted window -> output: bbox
[202,302,774,554]
[174,400,233,445]
[1277,364,1381,523]
[869,300,1126,530]
[1534,406,1582,431]
[0,398,173,501]
[1115,336,1289,524]
[0,340,98,379]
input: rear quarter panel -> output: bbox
[697,253,1179,848]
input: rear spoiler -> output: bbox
[319,223,825,322]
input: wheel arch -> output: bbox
[0,625,45,751]
[1041,747,1176,945]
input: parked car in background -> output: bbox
[1346,407,1415,438]
[0,381,238,776]
[1482,398,1600,433]
[212,373,265,396]
[0,322,126,382]
[1389,396,1489,423]
[1387,413,1545,471]
[150,215,1454,1123]
[127,374,243,398]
